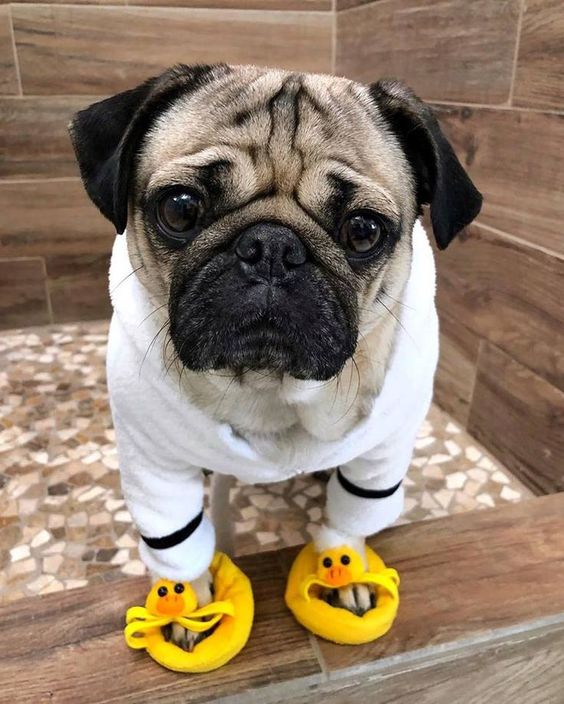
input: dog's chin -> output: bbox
[170,318,353,381]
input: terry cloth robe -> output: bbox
[106,219,439,581]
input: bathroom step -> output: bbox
[1,493,564,704]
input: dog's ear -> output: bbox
[369,80,482,249]
[69,64,229,234]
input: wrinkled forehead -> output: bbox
[136,67,411,207]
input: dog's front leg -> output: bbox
[119,458,217,650]
[315,446,411,615]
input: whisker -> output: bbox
[139,319,169,378]
[110,264,145,296]
[380,289,414,310]
[139,302,168,326]
[374,296,418,349]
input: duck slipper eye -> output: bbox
[285,543,400,645]
[124,552,254,673]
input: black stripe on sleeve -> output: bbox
[140,509,204,550]
[336,468,402,499]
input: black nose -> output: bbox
[235,222,307,282]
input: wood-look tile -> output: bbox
[0,96,94,179]
[336,0,520,104]
[46,252,111,324]
[469,343,564,495]
[12,6,332,95]
[436,223,564,396]
[0,179,113,259]
[513,0,564,110]
[0,257,50,330]
[0,179,114,323]
[275,625,564,703]
[434,310,480,427]
[0,551,322,703]
[435,105,564,258]
[317,493,564,671]
[0,6,18,95]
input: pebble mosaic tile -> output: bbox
[0,321,532,603]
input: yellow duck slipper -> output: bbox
[285,543,399,645]
[124,552,254,672]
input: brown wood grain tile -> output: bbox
[513,0,564,110]
[336,0,520,104]
[434,310,480,426]
[0,257,50,329]
[468,343,564,495]
[0,179,114,323]
[12,5,332,95]
[0,6,18,95]
[0,551,322,704]
[435,105,564,257]
[317,493,564,671]
[0,96,95,179]
[46,251,111,324]
[436,223,564,396]
[0,179,113,259]
[274,623,564,703]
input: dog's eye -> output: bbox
[339,211,385,257]
[155,188,202,245]
[157,586,168,597]
[174,583,185,594]
[322,557,333,568]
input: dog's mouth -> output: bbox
[168,255,357,381]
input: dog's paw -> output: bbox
[321,583,377,616]
[161,570,215,652]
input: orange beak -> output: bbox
[324,565,352,587]
[156,593,185,616]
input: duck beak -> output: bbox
[324,565,352,587]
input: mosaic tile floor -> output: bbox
[0,321,532,604]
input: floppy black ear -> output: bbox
[69,64,229,234]
[369,80,482,249]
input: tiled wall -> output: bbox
[0,1,333,327]
[337,0,564,494]
[1,0,563,494]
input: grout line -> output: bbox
[7,5,23,97]
[308,633,330,679]
[40,257,55,324]
[337,0,396,14]
[507,0,526,107]
[0,176,82,185]
[430,98,564,117]
[22,2,333,13]
[475,220,564,263]
[0,94,108,101]
[464,337,484,430]
[331,0,337,74]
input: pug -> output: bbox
[70,64,481,650]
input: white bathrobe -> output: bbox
[106,220,439,581]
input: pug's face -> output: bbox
[71,64,481,381]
